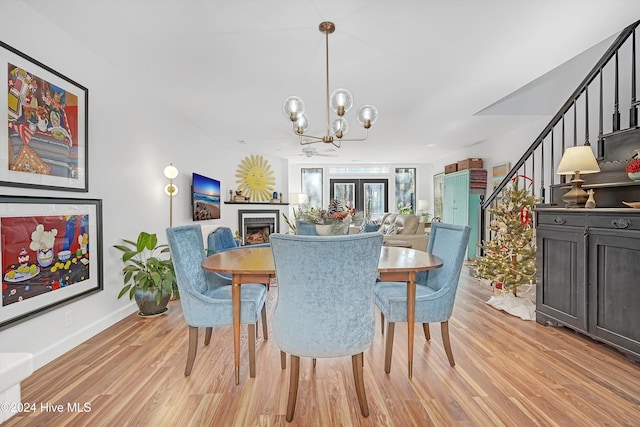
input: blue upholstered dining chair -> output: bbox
[166,224,268,378]
[374,222,470,372]
[207,226,270,286]
[270,232,384,422]
[207,226,241,256]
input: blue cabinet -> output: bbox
[442,169,487,259]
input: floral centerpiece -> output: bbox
[294,199,361,235]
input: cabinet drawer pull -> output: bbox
[553,216,566,225]
[611,218,631,229]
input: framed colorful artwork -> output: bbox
[0,196,102,329]
[2,40,89,192]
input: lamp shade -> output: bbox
[557,146,600,175]
[418,199,429,211]
[290,193,308,205]
[356,105,378,128]
[330,88,354,114]
[283,96,305,120]
[164,183,179,196]
[331,118,349,136]
[164,164,179,179]
[294,114,310,134]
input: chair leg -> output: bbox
[380,312,385,335]
[248,323,256,378]
[384,322,395,374]
[441,321,455,367]
[351,353,369,417]
[280,351,287,369]
[185,326,198,377]
[286,355,300,422]
[312,358,316,368]
[261,305,268,340]
[423,323,431,341]
[204,327,212,346]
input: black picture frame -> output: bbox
[2,40,89,192]
[0,196,102,329]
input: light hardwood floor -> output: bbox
[5,268,640,426]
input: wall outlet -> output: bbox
[65,310,72,327]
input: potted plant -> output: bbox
[113,231,176,316]
[296,199,362,235]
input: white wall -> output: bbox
[0,0,288,369]
[429,117,551,191]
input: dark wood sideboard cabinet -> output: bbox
[535,208,640,361]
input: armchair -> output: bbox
[166,224,268,378]
[374,222,470,373]
[270,232,383,421]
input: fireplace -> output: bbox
[238,210,280,245]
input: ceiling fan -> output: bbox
[298,146,338,158]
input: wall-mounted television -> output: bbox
[192,173,221,221]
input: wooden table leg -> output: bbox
[406,271,416,379]
[232,279,241,385]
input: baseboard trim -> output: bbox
[32,303,137,370]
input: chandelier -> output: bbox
[282,21,378,148]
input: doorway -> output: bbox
[329,178,388,220]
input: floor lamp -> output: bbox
[164,163,179,226]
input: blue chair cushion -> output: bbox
[374,282,454,323]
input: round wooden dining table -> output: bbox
[201,245,443,384]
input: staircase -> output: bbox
[480,19,640,243]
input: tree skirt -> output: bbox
[485,282,536,321]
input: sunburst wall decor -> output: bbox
[235,155,275,201]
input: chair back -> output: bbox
[208,226,238,254]
[166,225,228,324]
[424,221,470,295]
[270,232,383,358]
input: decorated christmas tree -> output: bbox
[473,175,539,294]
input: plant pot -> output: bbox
[315,223,349,236]
[134,287,171,316]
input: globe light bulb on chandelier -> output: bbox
[282,21,378,148]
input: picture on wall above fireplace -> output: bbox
[192,173,221,221]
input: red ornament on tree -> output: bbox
[626,149,640,181]
[519,206,531,227]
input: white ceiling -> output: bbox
[21,0,640,164]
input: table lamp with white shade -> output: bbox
[417,199,430,222]
[290,193,309,206]
[556,145,600,208]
